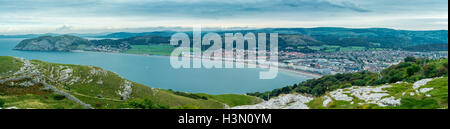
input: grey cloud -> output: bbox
[0,0,447,34]
[0,0,370,18]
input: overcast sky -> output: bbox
[0,0,448,34]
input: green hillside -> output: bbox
[0,56,261,109]
[305,77,448,109]
[248,57,448,109]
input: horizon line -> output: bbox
[1,26,448,36]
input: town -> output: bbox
[180,47,448,76]
[279,50,448,75]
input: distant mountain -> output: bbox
[94,27,448,52]
[0,33,109,39]
[9,27,449,52]
[13,35,171,52]
[14,35,130,52]
[14,35,90,51]
[96,31,178,38]
[230,27,448,49]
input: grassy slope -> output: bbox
[0,56,23,77]
[306,77,448,109]
[0,56,256,109]
[196,93,263,107]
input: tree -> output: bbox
[281,87,292,94]
[406,64,421,76]
[404,57,416,62]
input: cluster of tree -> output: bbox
[89,39,131,49]
[248,57,448,100]
[375,57,448,84]
[52,94,66,101]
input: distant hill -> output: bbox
[94,27,448,52]
[13,35,171,52]
[0,33,107,39]
[97,31,178,38]
[9,27,448,53]
[14,35,92,51]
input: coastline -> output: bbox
[71,50,323,78]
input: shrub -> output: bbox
[95,103,103,108]
[0,98,5,108]
[400,97,440,109]
[52,94,66,100]
[404,57,416,62]
[173,91,208,100]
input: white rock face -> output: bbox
[413,78,434,90]
[18,81,35,87]
[329,89,353,101]
[419,88,434,94]
[89,68,107,76]
[328,85,400,106]
[230,78,442,109]
[59,68,73,82]
[379,96,401,106]
[151,88,160,96]
[323,96,332,107]
[14,58,40,76]
[412,78,441,95]
[232,94,313,109]
[117,80,133,100]
[68,76,80,85]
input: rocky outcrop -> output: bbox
[237,78,442,109]
[14,35,90,51]
[0,57,94,109]
[327,85,401,106]
[232,94,313,109]
[14,35,130,52]
[117,80,133,100]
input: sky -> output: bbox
[0,0,448,34]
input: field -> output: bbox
[123,45,175,56]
